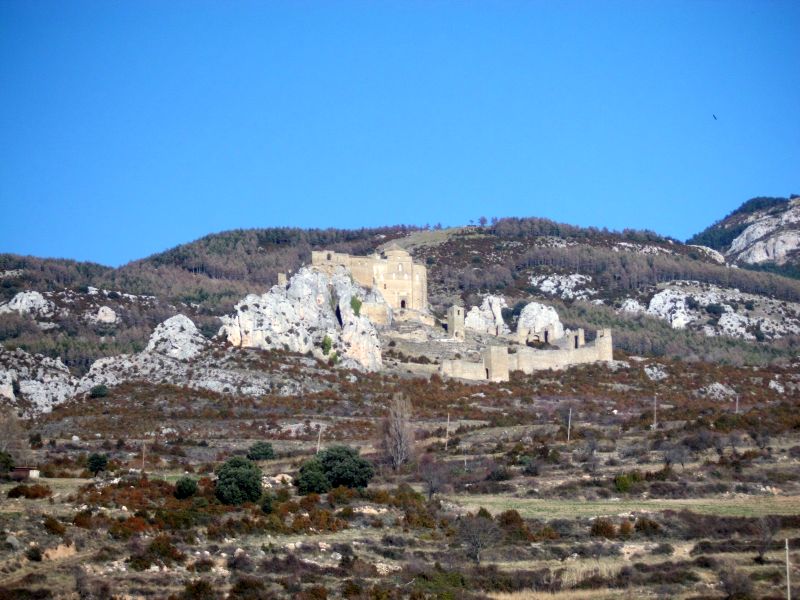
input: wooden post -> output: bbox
[141,441,146,473]
[735,394,740,415]
[566,408,572,444]
[787,538,792,600]
[316,428,322,454]
[444,413,450,451]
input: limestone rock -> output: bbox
[618,298,646,314]
[688,245,725,264]
[0,291,54,318]
[88,306,118,324]
[517,302,564,340]
[646,289,694,329]
[219,267,384,371]
[529,274,597,301]
[145,314,208,360]
[0,347,77,414]
[464,295,509,335]
[727,199,800,265]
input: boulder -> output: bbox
[464,295,509,335]
[517,302,564,340]
[145,314,208,360]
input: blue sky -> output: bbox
[1,1,798,267]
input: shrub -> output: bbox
[43,515,66,536]
[246,441,275,461]
[350,297,362,316]
[214,457,263,506]
[180,579,216,600]
[317,446,374,489]
[89,384,109,398]
[7,484,52,499]
[321,335,332,356]
[296,459,331,495]
[87,453,108,476]
[174,476,198,500]
[0,450,13,473]
[25,546,43,561]
[590,519,616,539]
[719,563,754,599]
[635,516,661,536]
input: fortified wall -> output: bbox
[311,243,428,314]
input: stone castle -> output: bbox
[310,244,613,381]
[312,243,427,312]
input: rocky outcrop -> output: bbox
[517,302,564,340]
[219,267,384,371]
[87,306,118,324]
[687,245,725,264]
[0,291,55,318]
[145,315,207,360]
[644,281,800,341]
[529,274,597,301]
[727,200,800,265]
[0,347,77,414]
[618,298,646,314]
[464,295,509,335]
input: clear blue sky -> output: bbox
[1,1,798,267]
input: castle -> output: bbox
[311,243,428,313]
[311,244,613,382]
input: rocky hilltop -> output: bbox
[688,195,800,269]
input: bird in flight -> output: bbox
[713,114,717,120]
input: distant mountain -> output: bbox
[688,195,800,275]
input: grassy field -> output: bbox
[448,494,800,519]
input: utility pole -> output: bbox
[444,413,450,451]
[141,441,146,473]
[735,394,740,415]
[787,538,792,600]
[316,428,322,454]
[566,408,572,444]
[652,395,658,430]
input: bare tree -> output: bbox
[382,393,414,471]
[418,454,450,501]
[457,513,502,564]
[755,517,781,564]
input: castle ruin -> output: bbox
[311,244,612,382]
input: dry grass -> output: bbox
[448,493,800,519]
[490,590,629,600]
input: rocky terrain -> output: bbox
[689,195,800,269]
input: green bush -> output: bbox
[0,450,13,473]
[319,445,374,489]
[296,458,331,495]
[214,457,262,505]
[174,477,198,500]
[246,441,275,461]
[87,453,108,476]
[89,384,109,398]
[350,296,362,316]
[321,335,332,356]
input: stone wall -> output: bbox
[439,329,613,382]
[512,329,613,374]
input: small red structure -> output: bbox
[10,467,40,481]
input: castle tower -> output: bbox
[447,305,465,340]
[482,345,509,382]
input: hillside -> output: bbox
[4,214,800,372]
[688,195,800,274]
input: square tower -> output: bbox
[482,345,509,382]
[447,305,465,340]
